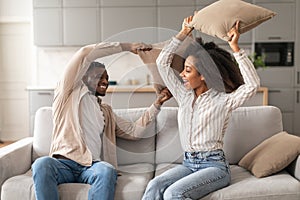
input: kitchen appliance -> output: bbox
[255,42,294,67]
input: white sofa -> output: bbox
[0,106,300,200]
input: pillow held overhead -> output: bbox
[190,0,276,41]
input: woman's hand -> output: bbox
[227,21,241,53]
[120,43,152,54]
[176,16,194,41]
[154,87,173,108]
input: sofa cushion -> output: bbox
[190,0,276,41]
[153,164,300,200]
[116,163,154,200]
[1,163,153,200]
[32,107,53,161]
[238,131,300,178]
[114,108,156,165]
[223,106,283,164]
[202,165,300,200]
[32,106,156,166]
[155,107,183,165]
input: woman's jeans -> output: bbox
[32,156,118,200]
[142,149,231,200]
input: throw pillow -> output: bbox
[238,131,300,178]
[138,41,184,94]
[190,0,276,41]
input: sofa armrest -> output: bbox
[286,155,300,181]
[0,137,33,187]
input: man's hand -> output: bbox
[121,43,152,54]
[154,87,173,108]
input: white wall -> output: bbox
[0,0,32,21]
[0,0,33,140]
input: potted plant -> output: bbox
[248,53,266,69]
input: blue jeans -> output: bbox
[142,149,231,200]
[32,156,117,200]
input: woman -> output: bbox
[141,16,260,200]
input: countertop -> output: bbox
[26,85,268,105]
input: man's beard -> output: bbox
[95,91,105,97]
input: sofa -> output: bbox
[0,105,299,200]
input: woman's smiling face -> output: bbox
[180,56,204,90]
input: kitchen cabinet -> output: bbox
[63,8,100,45]
[33,0,62,7]
[100,0,156,7]
[33,8,63,46]
[63,0,99,7]
[157,0,195,6]
[294,88,300,136]
[254,2,295,42]
[100,7,157,42]
[257,67,294,88]
[294,1,300,87]
[257,67,295,133]
[267,88,294,133]
[33,0,100,46]
[28,89,54,136]
[157,6,195,35]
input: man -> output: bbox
[32,41,172,200]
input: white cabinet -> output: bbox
[257,67,295,133]
[157,6,195,33]
[100,0,156,7]
[33,8,63,46]
[257,68,294,87]
[294,89,300,136]
[63,0,99,7]
[294,1,300,87]
[63,8,100,45]
[267,88,294,133]
[33,0,100,46]
[254,2,295,42]
[33,0,62,7]
[28,89,54,136]
[100,7,157,42]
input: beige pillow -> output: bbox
[238,131,300,178]
[138,41,184,94]
[190,0,276,41]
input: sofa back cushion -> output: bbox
[155,106,283,165]
[32,106,53,161]
[155,107,183,165]
[32,107,156,166]
[113,108,156,165]
[223,106,283,164]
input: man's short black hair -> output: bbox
[87,61,105,72]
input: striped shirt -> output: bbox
[156,37,260,152]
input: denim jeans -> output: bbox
[32,156,118,200]
[142,149,231,200]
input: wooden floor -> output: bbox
[0,141,15,148]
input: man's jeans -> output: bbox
[32,156,117,200]
[142,149,231,200]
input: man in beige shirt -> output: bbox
[31,41,172,200]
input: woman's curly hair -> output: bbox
[188,37,244,93]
